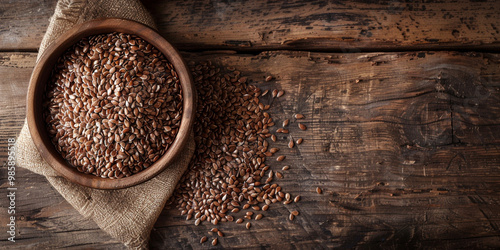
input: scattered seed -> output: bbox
[200,236,208,243]
[265,75,274,82]
[246,222,251,229]
[217,231,224,237]
[294,195,301,202]
[277,155,286,161]
[298,123,307,130]
[282,119,289,127]
[255,214,263,220]
[282,166,290,171]
[211,228,218,233]
[289,214,295,221]
[212,238,218,246]
[294,114,305,119]
[272,89,278,98]
[261,89,269,96]
[316,187,322,194]
[291,210,299,216]
[170,62,292,235]
[296,138,303,145]
[288,140,294,148]
[277,90,285,97]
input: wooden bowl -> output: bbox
[27,18,195,189]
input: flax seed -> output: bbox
[200,236,207,243]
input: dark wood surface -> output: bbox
[2,0,500,51]
[1,0,500,249]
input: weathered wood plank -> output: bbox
[0,53,35,161]
[1,51,500,249]
[0,0,55,51]
[149,50,500,249]
[2,0,500,51]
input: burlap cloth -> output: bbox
[16,0,195,249]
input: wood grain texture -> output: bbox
[0,0,55,51]
[2,50,499,249]
[2,0,500,51]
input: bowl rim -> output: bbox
[27,18,195,189]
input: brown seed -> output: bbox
[288,140,294,148]
[289,214,295,221]
[269,148,279,154]
[276,172,283,178]
[298,123,307,130]
[291,210,299,216]
[294,195,301,202]
[212,238,218,246]
[282,166,290,171]
[217,231,224,237]
[277,155,286,161]
[265,75,274,82]
[246,222,251,229]
[261,89,269,96]
[211,228,218,233]
[294,114,305,119]
[296,138,303,145]
[200,236,208,243]
[236,218,244,224]
[272,89,278,98]
[277,90,285,97]
[255,214,263,220]
[282,119,289,127]
[262,205,269,211]
[271,134,277,142]
[316,187,322,194]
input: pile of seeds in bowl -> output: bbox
[171,61,309,245]
[43,32,183,179]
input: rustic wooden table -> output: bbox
[1,0,500,249]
